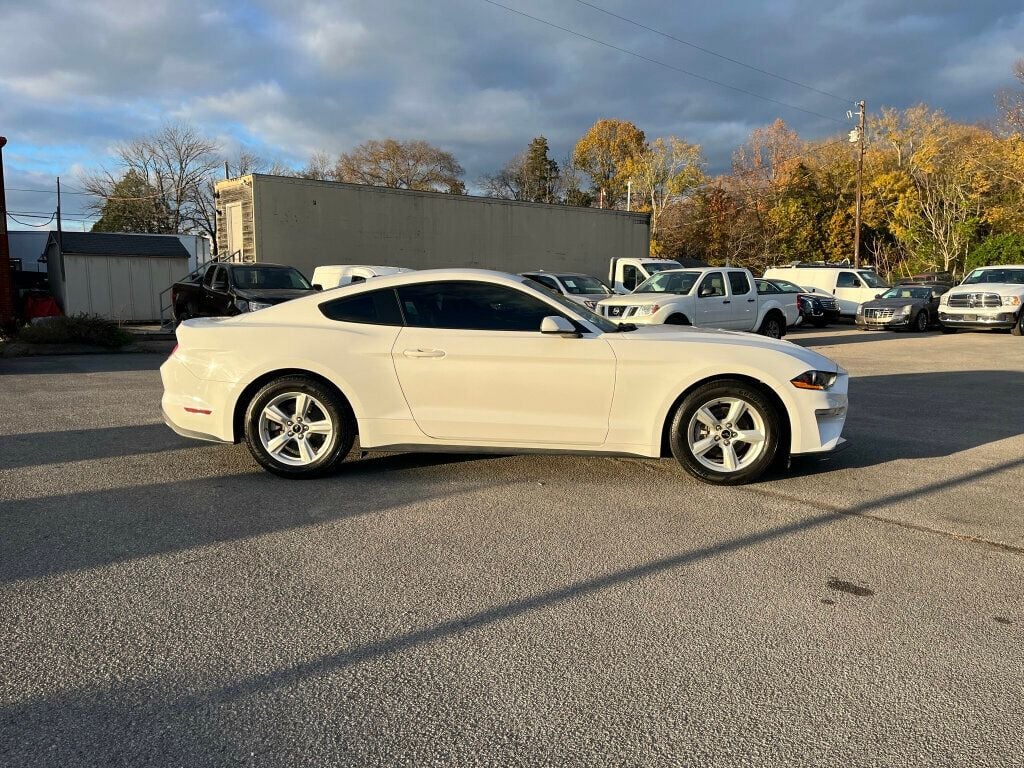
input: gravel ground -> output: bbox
[1,326,1022,767]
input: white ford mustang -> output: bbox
[162,269,849,485]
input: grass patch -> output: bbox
[16,314,134,348]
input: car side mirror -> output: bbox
[312,283,323,291]
[540,316,580,337]
[875,294,881,299]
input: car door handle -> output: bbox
[722,300,731,304]
[403,348,446,358]
[746,298,756,302]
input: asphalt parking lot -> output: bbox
[2,326,1022,767]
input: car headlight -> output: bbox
[247,301,273,312]
[791,370,838,391]
[234,299,249,312]
[940,293,950,305]
[855,305,864,315]
[1002,296,1021,307]
[584,299,597,310]
[633,304,660,316]
[898,304,912,315]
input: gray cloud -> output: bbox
[1,0,1021,204]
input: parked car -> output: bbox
[311,264,413,290]
[763,263,889,317]
[938,265,1024,335]
[162,269,849,485]
[597,267,792,338]
[855,283,949,332]
[755,278,837,327]
[521,271,614,310]
[171,263,316,324]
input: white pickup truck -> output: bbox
[596,266,796,338]
[608,257,684,293]
[938,264,1024,335]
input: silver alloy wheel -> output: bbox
[686,396,768,473]
[258,391,336,467]
[765,318,782,338]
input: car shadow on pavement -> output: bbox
[4,454,1021,767]
[0,353,166,376]
[0,450,495,584]
[790,328,946,348]
[0,423,196,470]
[788,369,1024,476]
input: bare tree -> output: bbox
[996,58,1024,135]
[83,122,221,239]
[335,139,465,194]
[298,151,335,181]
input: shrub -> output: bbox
[965,233,1024,272]
[16,314,133,348]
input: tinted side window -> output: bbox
[698,272,725,298]
[623,265,639,290]
[531,275,561,292]
[201,265,217,288]
[756,280,779,295]
[836,272,860,288]
[396,282,558,331]
[213,267,229,289]
[320,288,403,326]
[728,271,751,295]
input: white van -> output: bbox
[763,263,889,317]
[311,265,413,290]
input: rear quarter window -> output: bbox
[320,288,403,326]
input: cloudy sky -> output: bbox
[2,0,1023,230]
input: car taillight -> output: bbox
[170,344,179,357]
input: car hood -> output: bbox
[950,284,1024,296]
[233,288,317,304]
[598,292,685,306]
[607,324,839,372]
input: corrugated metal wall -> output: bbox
[219,175,650,281]
[59,254,187,322]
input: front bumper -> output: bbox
[938,310,1018,330]
[802,308,840,322]
[855,314,912,329]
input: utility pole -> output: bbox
[626,180,632,212]
[851,100,866,269]
[0,136,15,329]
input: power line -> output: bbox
[571,0,855,105]
[6,212,56,227]
[476,0,845,124]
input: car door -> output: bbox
[834,271,872,315]
[202,266,233,316]
[693,272,730,328]
[725,271,757,329]
[391,280,616,445]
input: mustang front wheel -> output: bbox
[244,376,355,478]
[669,380,781,485]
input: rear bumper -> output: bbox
[160,355,238,443]
[162,406,231,443]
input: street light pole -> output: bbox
[0,136,16,329]
[852,100,866,269]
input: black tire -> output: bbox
[940,325,957,335]
[668,380,782,486]
[1012,312,1024,337]
[665,314,691,326]
[243,375,355,478]
[914,311,929,333]
[758,312,785,339]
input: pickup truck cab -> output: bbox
[310,264,413,290]
[608,257,684,293]
[171,262,316,324]
[763,263,889,317]
[938,265,1024,335]
[521,271,614,310]
[597,267,791,338]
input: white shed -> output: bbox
[45,232,190,322]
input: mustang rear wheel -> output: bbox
[669,380,782,485]
[244,376,355,478]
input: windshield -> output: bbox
[858,270,889,289]
[769,279,804,293]
[634,271,701,295]
[232,266,312,290]
[962,268,1024,285]
[556,275,612,295]
[880,287,931,300]
[521,279,621,333]
[642,261,681,276]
